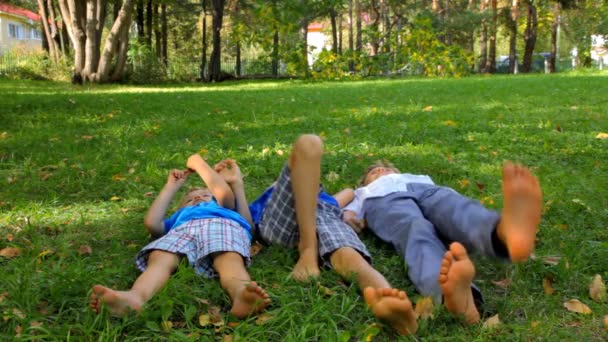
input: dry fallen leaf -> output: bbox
[0,292,7,303]
[475,181,486,192]
[317,283,335,296]
[414,296,434,319]
[326,171,340,182]
[12,308,25,319]
[0,247,21,258]
[491,278,511,289]
[81,135,93,140]
[604,315,608,330]
[195,297,210,305]
[110,196,122,201]
[542,256,562,266]
[143,192,154,197]
[6,233,14,242]
[589,275,606,302]
[276,149,284,156]
[422,106,433,112]
[255,313,273,325]
[458,179,469,189]
[483,314,500,329]
[227,321,240,328]
[543,277,555,295]
[15,325,23,336]
[112,174,125,181]
[78,245,93,256]
[442,120,457,127]
[563,299,592,314]
[596,132,608,139]
[250,241,263,256]
[208,305,223,323]
[199,314,211,326]
[222,335,234,342]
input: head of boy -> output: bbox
[179,187,212,208]
[360,160,400,186]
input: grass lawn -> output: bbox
[1,74,607,341]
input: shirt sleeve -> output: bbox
[343,193,363,219]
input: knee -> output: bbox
[148,250,180,270]
[330,247,367,274]
[292,134,323,161]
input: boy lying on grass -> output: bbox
[342,160,542,323]
[90,154,270,318]
[245,135,418,336]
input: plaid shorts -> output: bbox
[258,164,371,265]
[135,218,251,278]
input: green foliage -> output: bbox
[311,49,360,80]
[126,40,167,84]
[0,48,70,81]
[166,56,200,83]
[399,16,474,77]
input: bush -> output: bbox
[126,40,167,84]
[311,49,361,81]
[0,47,70,81]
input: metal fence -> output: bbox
[0,53,24,74]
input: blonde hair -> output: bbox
[178,187,209,209]
[358,160,400,186]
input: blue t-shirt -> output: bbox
[249,186,339,225]
[163,200,252,240]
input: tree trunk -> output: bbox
[348,0,354,72]
[383,0,390,53]
[355,0,361,52]
[63,0,87,82]
[549,2,560,73]
[486,0,497,73]
[236,41,241,77]
[37,0,60,63]
[200,1,207,80]
[154,2,161,57]
[479,0,487,72]
[508,0,518,73]
[330,9,338,53]
[136,0,144,40]
[207,0,224,82]
[338,13,342,54]
[522,1,537,73]
[369,0,380,55]
[96,0,134,82]
[272,29,279,77]
[82,0,99,81]
[161,3,167,66]
[145,0,152,46]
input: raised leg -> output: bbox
[288,134,324,281]
[90,250,179,316]
[213,252,270,318]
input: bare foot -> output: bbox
[363,287,418,336]
[89,285,144,316]
[291,248,320,282]
[230,282,271,319]
[438,242,480,324]
[497,161,542,262]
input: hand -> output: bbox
[186,154,205,172]
[167,169,189,188]
[343,210,366,233]
[214,159,243,186]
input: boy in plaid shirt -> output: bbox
[90,154,270,318]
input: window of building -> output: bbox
[8,23,23,39]
[31,28,42,40]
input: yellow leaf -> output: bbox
[0,247,21,258]
[198,148,209,155]
[7,175,17,184]
[422,106,433,112]
[442,120,458,127]
[589,275,606,302]
[483,314,500,329]
[563,299,592,314]
[458,179,469,189]
[363,323,382,341]
[604,315,608,330]
[81,135,93,140]
[542,256,562,265]
[255,313,273,325]
[262,147,270,155]
[199,314,211,326]
[112,174,125,181]
[414,296,434,320]
[12,308,25,319]
[0,132,8,139]
[37,249,53,259]
[317,282,335,296]
[110,196,122,201]
[481,196,494,205]
[596,133,608,139]
[543,277,555,295]
[161,320,173,332]
[276,149,284,156]
[491,279,511,289]
[531,321,540,328]
[344,128,351,135]
[0,292,7,303]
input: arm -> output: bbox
[144,169,189,237]
[214,159,254,230]
[187,154,235,209]
[333,188,355,208]
[340,190,367,233]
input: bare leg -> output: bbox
[438,242,479,324]
[288,134,323,281]
[331,247,418,335]
[89,250,179,316]
[497,161,543,262]
[213,252,270,318]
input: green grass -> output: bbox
[1,74,608,341]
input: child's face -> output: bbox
[181,189,212,207]
[364,167,398,186]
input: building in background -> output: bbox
[0,2,42,55]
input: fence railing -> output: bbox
[0,53,25,74]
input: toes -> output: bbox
[449,242,467,260]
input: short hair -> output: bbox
[358,160,400,186]
[178,187,209,208]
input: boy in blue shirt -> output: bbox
[90,154,270,318]
[247,135,418,336]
